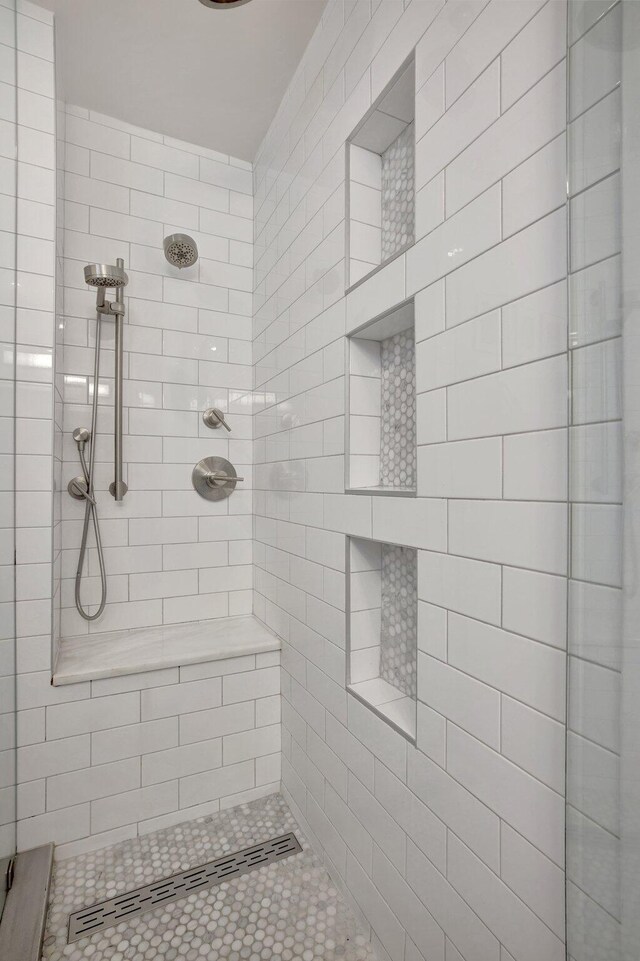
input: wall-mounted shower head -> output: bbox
[198,0,254,8]
[84,263,129,288]
[164,233,199,269]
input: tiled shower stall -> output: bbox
[0,1,631,960]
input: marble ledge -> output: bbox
[348,677,416,743]
[53,615,281,686]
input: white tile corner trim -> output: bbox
[53,615,281,686]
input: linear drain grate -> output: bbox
[67,832,302,943]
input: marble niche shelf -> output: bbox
[347,536,417,742]
[346,56,415,291]
[346,298,416,496]
[53,615,281,686]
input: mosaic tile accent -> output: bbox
[379,544,417,698]
[43,793,376,961]
[380,326,416,489]
[381,122,415,263]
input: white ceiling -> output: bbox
[38,0,327,161]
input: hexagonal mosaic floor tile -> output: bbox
[43,793,376,961]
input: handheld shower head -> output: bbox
[84,263,129,288]
[164,233,199,269]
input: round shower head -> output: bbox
[164,234,199,269]
[84,263,129,288]
[198,0,254,8]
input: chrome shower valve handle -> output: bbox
[192,457,243,501]
[203,407,232,431]
[67,476,97,505]
[206,470,245,488]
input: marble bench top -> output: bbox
[53,615,281,686]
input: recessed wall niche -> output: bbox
[347,536,417,741]
[347,299,416,495]
[347,57,415,289]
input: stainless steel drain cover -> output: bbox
[67,832,302,943]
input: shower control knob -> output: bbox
[192,457,243,501]
[67,476,96,505]
[203,408,231,431]
[68,476,89,500]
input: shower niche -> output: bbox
[347,299,416,495]
[346,56,415,289]
[347,536,417,741]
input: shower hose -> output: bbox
[75,310,108,620]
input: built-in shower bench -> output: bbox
[53,615,281,686]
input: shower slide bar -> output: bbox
[68,258,130,620]
[93,257,127,501]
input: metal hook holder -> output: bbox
[192,456,244,501]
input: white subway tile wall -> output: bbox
[9,1,287,853]
[16,651,281,856]
[253,2,568,960]
[566,1,623,955]
[5,0,57,859]
[57,104,254,640]
[0,0,19,860]
[349,144,382,284]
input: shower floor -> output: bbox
[42,793,376,961]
